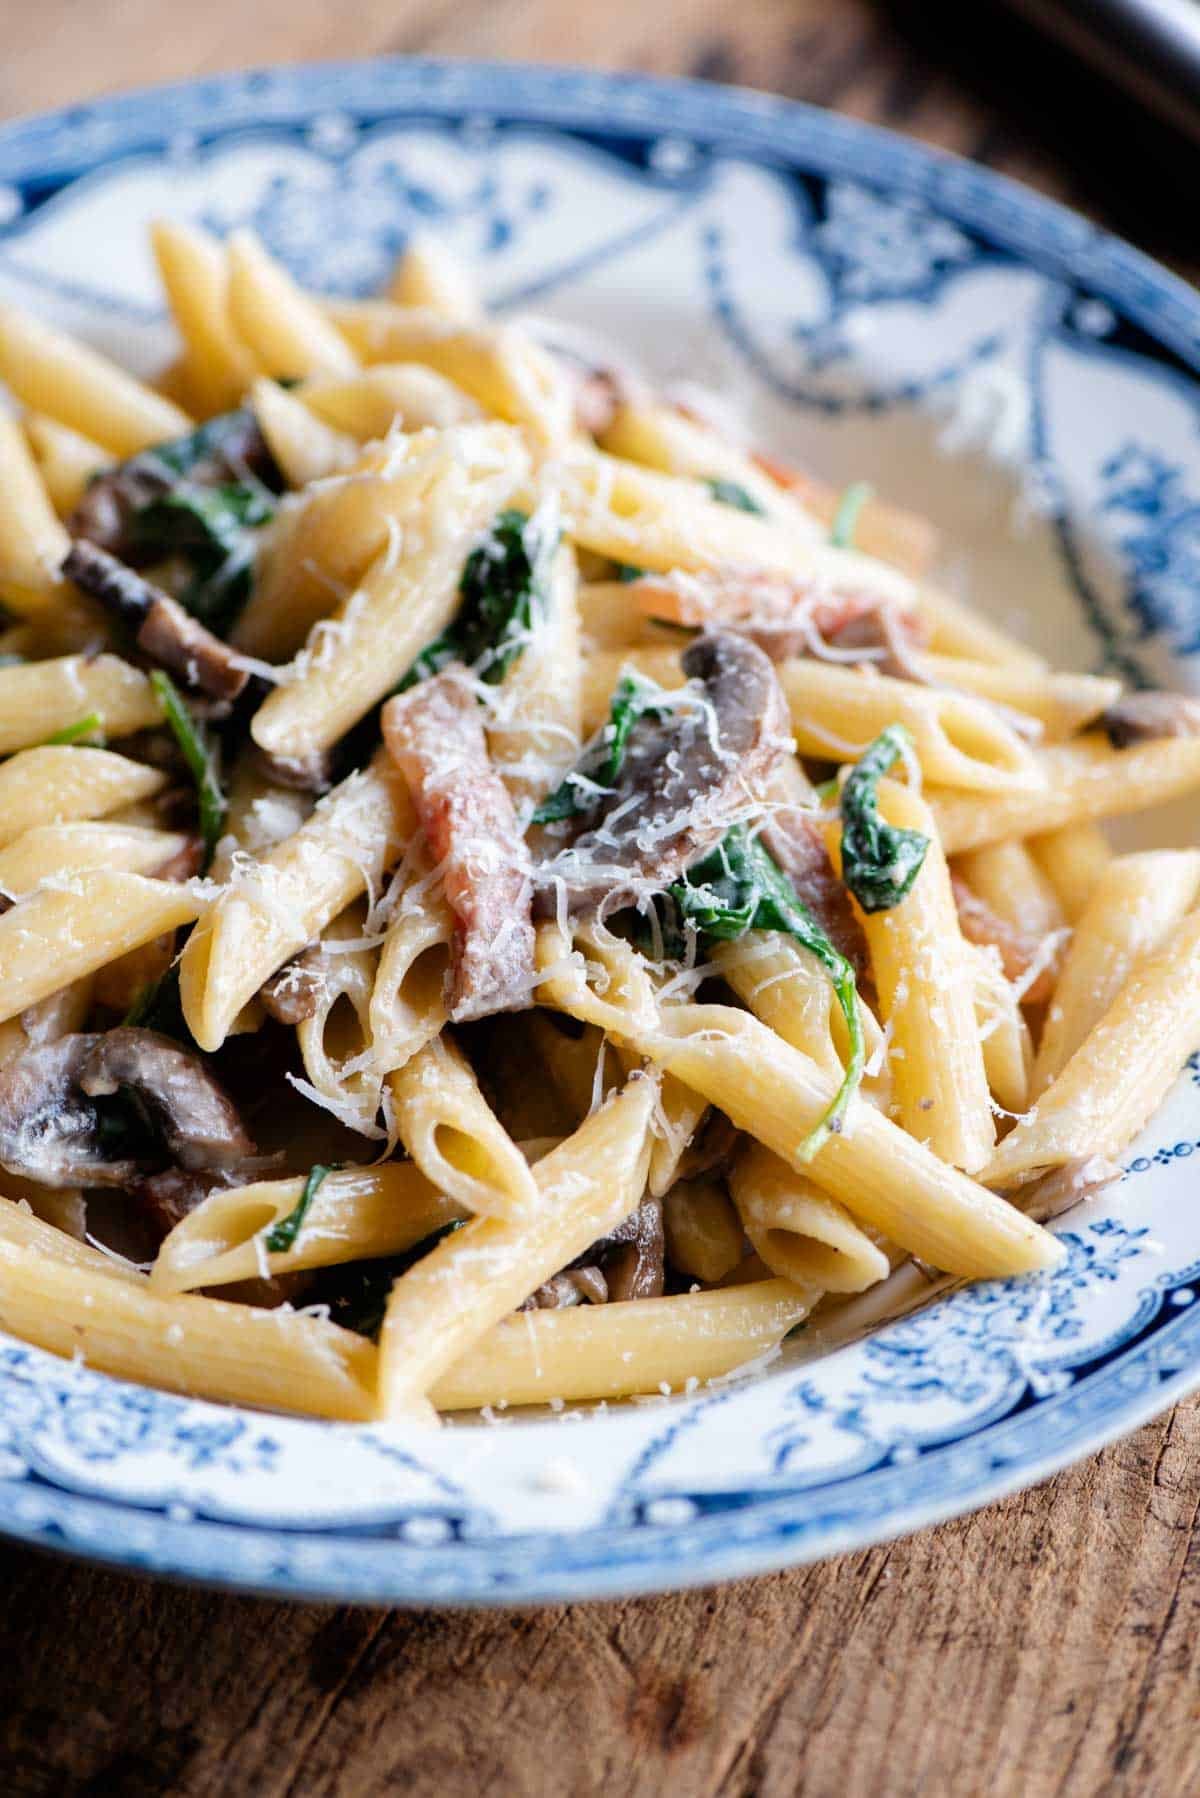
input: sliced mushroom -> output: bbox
[1102,691,1200,748]
[519,1266,609,1310]
[251,742,336,794]
[604,1197,665,1301]
[260,946,329,1025]
[0,1036,141,1188]
[68,412,278,561]
[540,630,790,908]
[62,540,250,702]
[78,1028,255,1172]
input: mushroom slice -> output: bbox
[61,540,250,702]
[251,743,336,794]
[520,1266,609,1310]
[67,411,277,561]
[0,1035,139,1188]
[78,1028,254,1173]
[542,630,790,908]
[1102,692,1200,748]
[603,1197,665,1301]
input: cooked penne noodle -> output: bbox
[294,901,384,1137]
[23,412,111,518]
[0,410,73,613]
[250,376,358,486]
[553,444,916,601]
[831,782,995,1170]
[0,652,162,751]
[598,401,823,542]
[226,228,358,379]
[986,908,1200,1186]
[388,1031,538,1220]
[327,299,575,449]
[661,1178,745,1284]
[0,301,191,454]
[180,752,412,1052]
[0,746,165,848]
[0,1201,376,1420]
[0,822,187,894]
[713,933,883,1087]
[250,424,529,756]
[150,217,258,415]
[0,871,201,1023]
[911,655,1120,739]
[931,735,1200,854]
[1033,851,1200,1096]
[377,1072,657,1417]
[915,585,1048,671]
[954,840,1065,942]
[387,237,482,321]
[430,1279,814,1409]
[0,975,94,1072]
[152,1162,464,1294]
[1028,821,1113,923]
[729,1142,890,1293]
[486,542,583,805]
[300,362,482,438]
[968,942,1034,1114]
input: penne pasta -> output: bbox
[150,217,258,415]
[23,412,111,518]
[300,362,482,438]
[0,871,201,1023]
[0,653,162,752]
[0,822,187,894]
[1028,821,1113,923]
[0,746,165,848]
[250,376,358,486]
[430,1279,814,1409]
[388,1031,538,1220]
[226,228,358,379]
[152,1162,464,1294]
[729,1142,890,1293]
[1033,851,1200,1096]
[931,734,1200,855]
[0,300,190,454]
[386,237,482,321]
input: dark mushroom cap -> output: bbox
[79,1028,255,1172]
[0,1028,255,1191]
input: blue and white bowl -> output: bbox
[0,59,1198,1604]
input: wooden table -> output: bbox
[2,4,1200,1793]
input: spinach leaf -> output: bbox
[532,671,668,824]
[830,480,873,549]
[129,482,276,633]
[839,724,929,913]
[707,477,765,516]
[399,507,559,692]
[614,561,646,583]
[313,1219,467,1339]
[150,670,226,868]
[666,825,864,1156]
[142,409,274,483]
[265,1163,335,1255]
[44,712,103,746]
[121,963,196,1048]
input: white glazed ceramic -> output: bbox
[0,60,1198,1604]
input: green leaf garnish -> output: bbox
[839,724,929,913]
[614,561,647,583]
[150,670,226,868]
[532,671,669,824]
[830,480,873,549]
[130,482,276,633]
[399,507,559,691]
[44,712,103,746]
[265,1163,335,1255]
[667,826,864,1158]
[706,477,765,515]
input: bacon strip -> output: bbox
[951,875,1059,1006]
[630,570,926,668]
[382,671,535,1022]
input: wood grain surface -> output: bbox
[2,4,1200,1794]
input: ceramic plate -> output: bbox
[1,59,1198,1605]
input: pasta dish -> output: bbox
[0,223,1195,1426]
